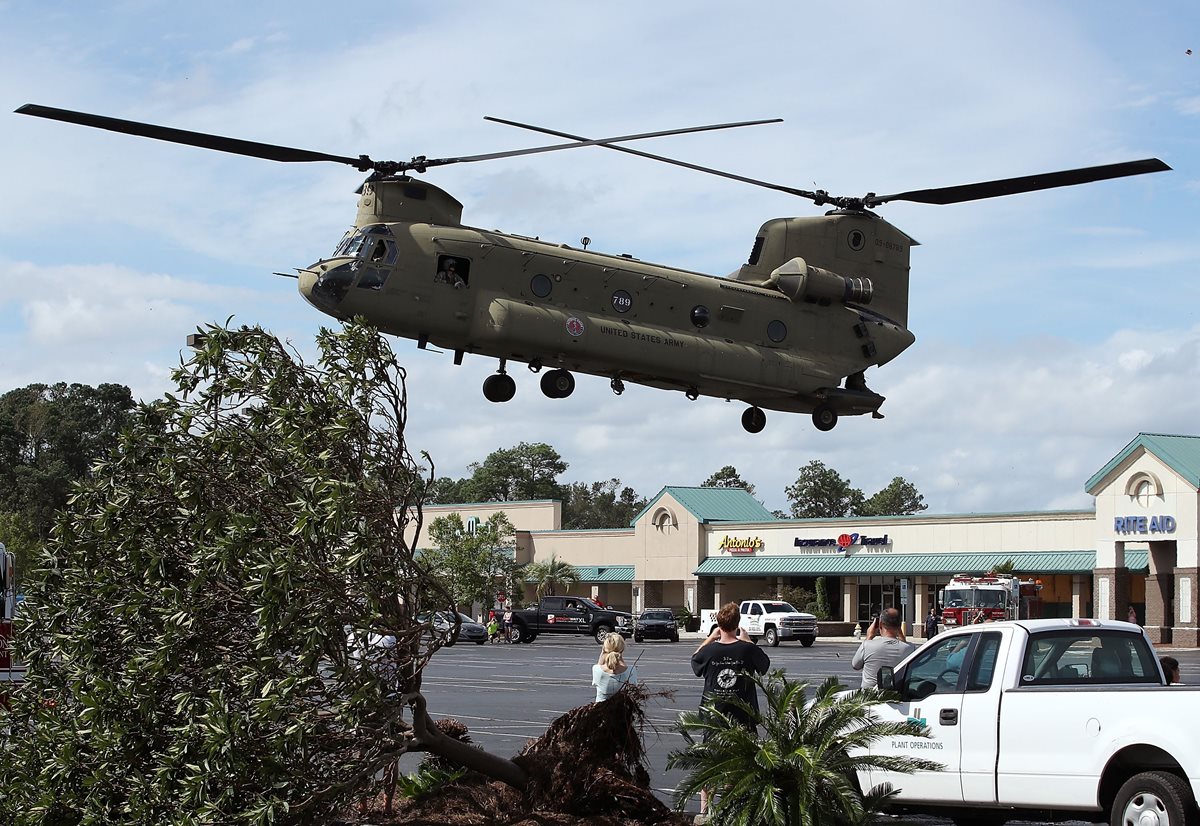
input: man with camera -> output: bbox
[851,607,916,689]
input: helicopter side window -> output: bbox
[435,255,469,289]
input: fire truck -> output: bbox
[0,543,21,703]
[939,572,1041,627]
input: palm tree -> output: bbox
[668,672,942,826]
[524,554,579,598]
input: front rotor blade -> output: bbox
[869,158,1172,206]
[483,115,818,200]
[433,117,784,169]
[16,104,371,169]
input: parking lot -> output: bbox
[412,633,1200,822]
[416,633,862,808]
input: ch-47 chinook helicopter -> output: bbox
[16,104,1170,432]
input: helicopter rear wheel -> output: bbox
[741,406,767,433]
[812,403,838,432]
[483,373,516,403]
[540,369,575,399]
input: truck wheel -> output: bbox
[509,624,526,644]
[800,636,816,648]
[594,624,613,644]
[1110,771,1193,826]
[634,634,643,643]
[764,627,779,647]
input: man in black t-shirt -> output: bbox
[690,602,770,819]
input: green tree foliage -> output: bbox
[423,512,518,611]
[427,445,646,531]
[560,478,647,529]
[464,441,567,502]
[0,322,528,826]
[859,476,928,517]
[669,673,942,826]
[0,382,134,575]
[785,461,865,519]
[701,465,757,498]
[525,554,579,598]
[786,463,928,520]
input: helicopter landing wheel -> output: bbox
[741,406,767,434]
[540,369,575,399]
[483,373,516,403]
[812,403,838,432]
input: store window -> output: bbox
[856,576,899,623]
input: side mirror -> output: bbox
[878,666,895,691]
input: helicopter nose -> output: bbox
[299,259,356,313]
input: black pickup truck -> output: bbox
[509,596,634,644]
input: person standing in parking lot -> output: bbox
[923,607,939,638]
[592,633,638,701]
[502,608,513,643]
[852,607,916,689]
[689,601,771,820]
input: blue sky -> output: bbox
[1,1,1197,516]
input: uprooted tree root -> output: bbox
[349,686,690,825]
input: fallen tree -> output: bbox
[0,321,546,824]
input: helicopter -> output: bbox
[16,104,1170,432]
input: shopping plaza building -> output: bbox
[420,433,1200,645]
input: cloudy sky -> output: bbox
[1,2,1197,517]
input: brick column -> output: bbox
[1144,574,1173,644]
[1071,575,1092,619]
[1172,567,1199,647]
[1093,568,1130,623]
[631,580,645,614]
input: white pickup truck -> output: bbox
[700,599,818,647]
[866,618,1195,826]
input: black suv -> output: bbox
[634,608,680,643]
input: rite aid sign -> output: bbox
[1114,515,1177,535]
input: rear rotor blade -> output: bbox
[484,115,818,200]
[867,158,1172,207]
[16,103,373,169]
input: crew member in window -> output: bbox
[435,258,466,289]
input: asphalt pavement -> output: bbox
[410,632,1200,823]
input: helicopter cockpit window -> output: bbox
[334,225,397,266]
[690,305,710,328]
[435,255,469,289]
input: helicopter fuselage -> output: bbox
[297,178,916,422]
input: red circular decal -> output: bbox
[837,533,853,547]
[566,316,585,337]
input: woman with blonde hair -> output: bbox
[592,632,638,701]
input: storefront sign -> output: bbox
[718,535,764,555]
[1114,515,1176,534]
[794,533,889,548]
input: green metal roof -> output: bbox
[632,486,776,526]
[695,550,1148,577]
[523,564,635,583]
[1087,433,1200,493]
